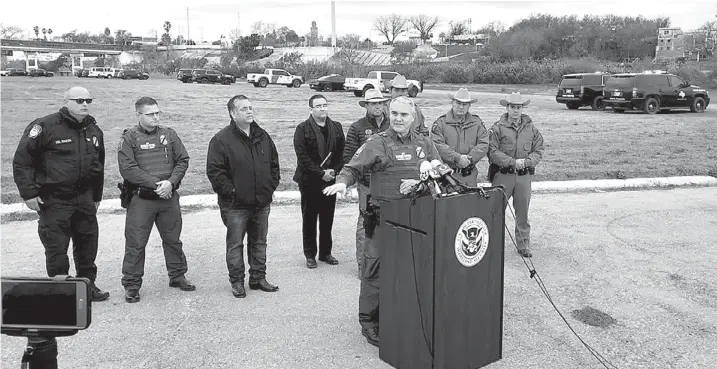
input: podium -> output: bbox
[378,189,506,369]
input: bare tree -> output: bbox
[1,24,24,39]
[373,14,407,45]
[449,20,469,37]
[336,34,362,64]
[251,21,264,35]
[229,28,241,42]
[408,15,440,43]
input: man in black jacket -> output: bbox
[293,94,346,269]
[206,95,281,298]
[12,86,110,302]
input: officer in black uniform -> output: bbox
[117,97,195,303]
[12,86,110,302]
[324,96,441,347]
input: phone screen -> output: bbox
[2,281,79,327]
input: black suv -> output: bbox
[177,69,195,83]
[191,69,235,84]
[556,73,610,110]
[603,72,710,114]
[120,69,149,80]
[28,69,54,77]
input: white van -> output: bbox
[88,67,115,78]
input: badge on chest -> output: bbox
[395,152,412,161]
[140,142,156,150]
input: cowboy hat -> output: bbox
[447,87,478,104]
[390,75,409,89]
[358,89,390,107]
[499,92,531,107]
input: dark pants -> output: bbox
[299,184,337,260]
[359,225,380,330]
[220,204,271,284]
[121,193,188,290]
[37,190,98,282]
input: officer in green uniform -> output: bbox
[488,92,544,258]
[117,97,195,303]
[324,96,441,347]
[430,87,489,186]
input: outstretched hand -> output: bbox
[323,182,347,197]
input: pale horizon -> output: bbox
[2,0,716,43]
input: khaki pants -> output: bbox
[492,172,532,250]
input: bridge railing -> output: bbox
[1,39,142,51]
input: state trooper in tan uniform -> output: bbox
[488,92,544,258]
[324,96,441,347]
[430,87,489,186]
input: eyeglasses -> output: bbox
[140,111,162,117]
[70,98,93,104]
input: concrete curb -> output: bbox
[2,176,716,216]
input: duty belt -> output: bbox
[498,167,535,176]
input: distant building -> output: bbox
[655,28,685,60]
[309,21,318,46]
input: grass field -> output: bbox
[1,77,716,204]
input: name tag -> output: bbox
[140,143,156,150]
[395,153,412,161]
[55,138,72,144]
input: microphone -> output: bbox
[419,161,442,196]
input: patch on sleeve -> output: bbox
[431,123,441,135]
[28,124,42,138]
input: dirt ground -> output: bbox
[1,187,716,369]
[2,77,716,204]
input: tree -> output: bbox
[162,21,172,57]
[449,20,469,37]
[33,26,39,39]
[373,14,407,45]
[335,34,362,64]
[115,30,132,45]
[1,24,24,39]
[408,15,440,43]
[229,28,241,42]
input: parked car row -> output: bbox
[556,71,709,114]
[1,68,53,77]
[177,69,236,84]
[76,67,149,80]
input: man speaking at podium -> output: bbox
[323,96,441,347]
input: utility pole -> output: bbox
[187,7,190,42]
[237,13,241,37]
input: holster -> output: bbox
[117,181,136,209]
[460,165,474,177]
[488,163,500,182]
[364,196,380,239]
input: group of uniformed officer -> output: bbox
[324,77,544,346]
[12,80,544,348]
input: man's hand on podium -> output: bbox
[400,179,421,195]
[323,182,347,198]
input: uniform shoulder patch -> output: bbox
[28,124,42,138]
[431,122,442,135]
[354,143,367,158]
[378,132,388,137]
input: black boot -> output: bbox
[362,326,379,347]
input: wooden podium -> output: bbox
[378,189,505,369]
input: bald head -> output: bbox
[64,86,92,120]
[64,86,91,101]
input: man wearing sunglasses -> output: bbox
[117,97,194,303]
[13,86,111,302]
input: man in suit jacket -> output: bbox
[293,94,346,269]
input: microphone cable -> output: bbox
[496,187,619,369]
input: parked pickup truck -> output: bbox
[247,69,303,88]
[344,71,423,97]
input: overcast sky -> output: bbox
[2,0,716,42]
